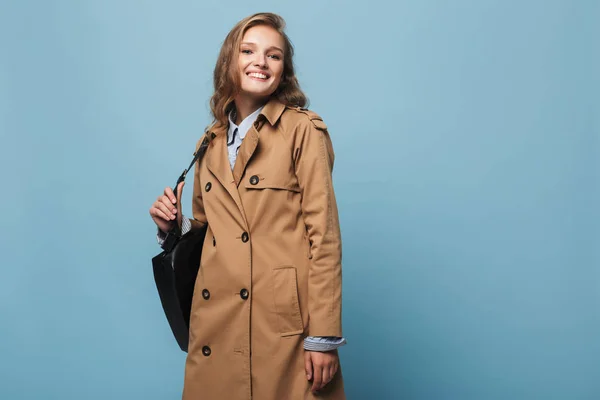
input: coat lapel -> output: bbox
[205,129,248,227]
[231,99,287,186]
[205,99,287,224]
[232,124,259,187]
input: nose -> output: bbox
[253,52,268,69]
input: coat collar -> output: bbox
[259,97,286,126]
[206,97,285,138]
[203,97,287,223]
[230,97,285,185]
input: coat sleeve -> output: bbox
[293,115,343,338]
[189,138,208,231]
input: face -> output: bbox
[237,25,285,102]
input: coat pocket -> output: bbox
[271,266,304,336]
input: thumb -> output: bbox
[176,181,185,200]
[175,181,185,228]
[304,351,313,380]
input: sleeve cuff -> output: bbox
[303,336,347,352]
[181,216,191,235]
[156,229,167,246]
[156,215,190,247]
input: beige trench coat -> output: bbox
[182,98,345,400]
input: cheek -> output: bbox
[238,57,251,73]
[272,65,284,84]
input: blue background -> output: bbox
[1,0,598,399]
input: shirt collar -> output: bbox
[228,106,264,143]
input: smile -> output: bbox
[247,72,269,80]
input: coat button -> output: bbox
[249,175,259,185]
[202,289,210,300]
[240,289,249,300]
[241,232,249,242]
[205,182,212,192]
[202,346,211,356]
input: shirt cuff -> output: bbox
[303,336,347,352]
[156,215,191,246]
[156,229,167,246]
[181,216,191,235]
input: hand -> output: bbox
[304,349,339,393]
[149,182,185,233]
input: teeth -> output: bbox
[249,72,268,79]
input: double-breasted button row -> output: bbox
[202,345,211,356]
[208,177,260,190]
[202,288,248,301]
[241,232,249,242]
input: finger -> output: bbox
[176,181,185,200]
[160,195,177,214]
[311,361,322,392]
[150,206,172,222]
[154,201,176,220]
[175,183,185,224]
[320,364,331,390]
[304,351,313,381]
[164,187,176,204]
[328,364,337,385]
[157,199,176,219]
[153,203,175,221]
[331,361,338,379]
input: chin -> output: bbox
[241,87,276,100]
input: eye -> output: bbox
[241,49,252,54]
[268,54,282,60]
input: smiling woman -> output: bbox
[148,12,346,400]
[238,26,285,99]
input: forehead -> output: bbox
[241,25,284,50]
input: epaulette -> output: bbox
[288,106,328,131]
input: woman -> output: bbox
[149,13,345,399]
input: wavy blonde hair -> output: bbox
[209,13,307,132]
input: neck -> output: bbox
[233,95,268,125]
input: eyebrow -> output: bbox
[241,42,284,53]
